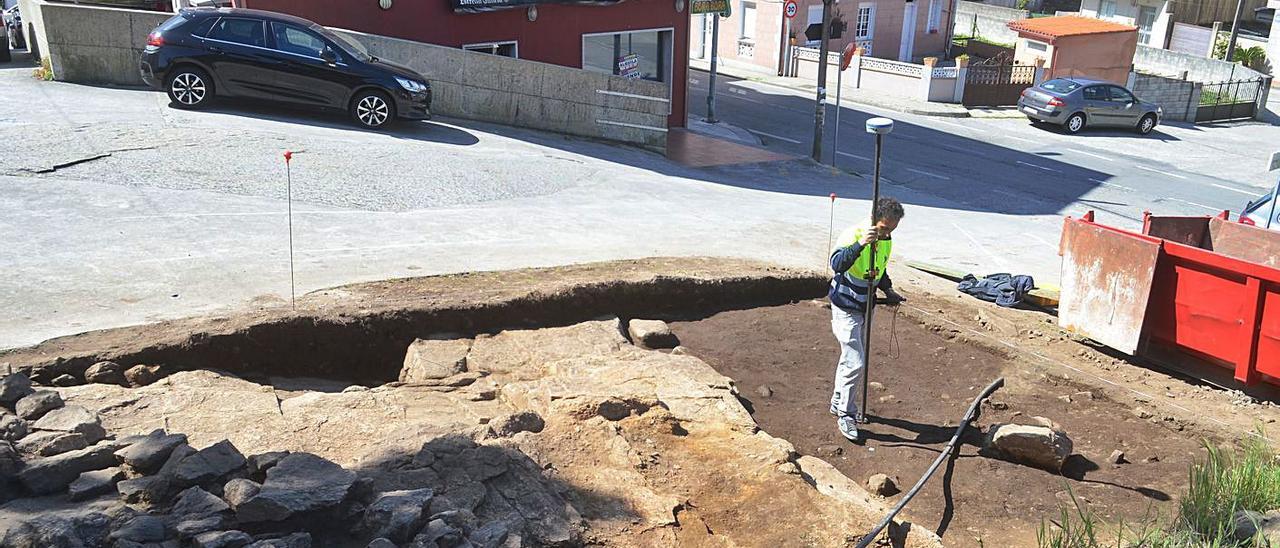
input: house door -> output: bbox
[899,2,917,62]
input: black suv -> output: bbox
[140,8,431,129]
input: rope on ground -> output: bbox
[903,304,1272,444]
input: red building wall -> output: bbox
[239,0,688,127]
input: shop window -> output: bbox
[582,29,673,83]
[463,41,518,58]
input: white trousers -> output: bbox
[831,305,867,417]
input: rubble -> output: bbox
[236,453,356,523]
[124,364,164,387]
[0,373,34,406]
[984,424,1074,472]
[15,390,63,420]
[867,473,900,497]
[628,319,679,349]
[400,337,471,382]
[32,405,106,444]
[84,361,128,386]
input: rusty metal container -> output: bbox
[1059,211,1280,387]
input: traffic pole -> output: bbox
[284,150,296,310]
[810,0,833,162]
[860,118,894,423]
[832,67,843,167]
[706,14,721,123]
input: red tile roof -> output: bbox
[1007,16,1137,40]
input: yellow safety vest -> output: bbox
[835,223,893,282]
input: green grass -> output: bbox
[1038,432,1280,548]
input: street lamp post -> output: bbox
[859,117,894,423]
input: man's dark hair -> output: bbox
[874,197,905,222]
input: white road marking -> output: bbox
[951,221,1009,270]
[1135,165,1187,179]
[747,129,802,144]
[907,168,950,180]
[730,88,748,95]
[728,95,764,105]
[114,211,367,221]
[1090,178,1134,191]
[1027,232,1058,250]
[930,119,974,131]
[1016,160,1061,173]
[1070,149,1112,162]
[1168,198,1223,212]
[1003,135,1035,143]
[1211,183,1259,197]
[689,78,701,84]
[837,151,871,161]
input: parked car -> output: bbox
[139,8,431,129]
[3,6,21,52]
[1240,191,1280,229]
[1018,78,1162,135]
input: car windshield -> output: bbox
[314,25,372,62]
[1041,79,1081,93]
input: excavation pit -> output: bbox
[0,258,1265,547]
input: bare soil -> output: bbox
[671,302,1211,548]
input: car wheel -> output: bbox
[1063,113,1086,135]
[351,89,395,129]
[1137,114,1157,135]
[166,67,213,109]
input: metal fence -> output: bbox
[1195,78,1264,123]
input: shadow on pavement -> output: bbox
[187,97,481,146]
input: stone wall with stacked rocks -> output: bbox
[0,369,572,547]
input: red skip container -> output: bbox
[1059,211,1280,387]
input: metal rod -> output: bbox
[706,15,721,123]
[832,66,843,167]
[827,193,837,269]
[285,155,296,310]
[855,377,1007,548]
[859,133,883,423]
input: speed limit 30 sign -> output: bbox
[784,0,798,19]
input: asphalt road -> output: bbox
[688,70,1279,225]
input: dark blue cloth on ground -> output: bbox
[957,273,1036,308]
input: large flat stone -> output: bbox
[18,439,125,495]
[32,405,106,444]
[236,453,355,523]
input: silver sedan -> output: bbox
[1017,77,1163,135]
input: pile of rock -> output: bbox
[0,371,564,547]
[28,360,165,389]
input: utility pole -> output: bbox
[706,14,721,123]
[1225,0,1245,62]
[810,0,834,162]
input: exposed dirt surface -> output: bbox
[671,301,1213,548]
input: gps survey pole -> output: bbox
[859,117,894,423]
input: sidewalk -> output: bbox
[690,58,973,118]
